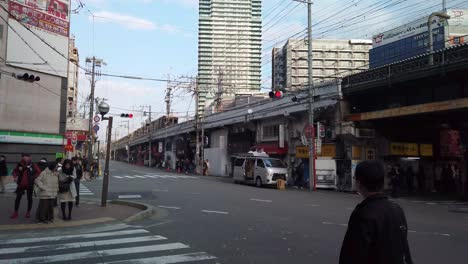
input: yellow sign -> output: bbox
[352,146,362,159]
[296,145,336,158]
[296,146,309,158]
[390,143,419,156]
[318,144,336,158]
[420,144,433,157]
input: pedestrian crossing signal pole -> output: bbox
[98,100,112,207]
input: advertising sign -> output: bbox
[447,9,468,26]
[9,0,70,37]
[420,144,434,157]
[390,143,419,156]
[373,15,445,47]
[66,118,89,131]
[6,0,70,78]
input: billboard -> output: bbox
[6,0,70,78]
[372,15,445,48]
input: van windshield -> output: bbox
[263,159,285,168]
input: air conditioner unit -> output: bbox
[356,128,375,138]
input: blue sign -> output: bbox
[93,125,100,132]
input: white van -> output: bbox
[232,153,288,187]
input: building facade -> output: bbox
[272,39,372,91]
[0,0,70,166]
[198,0,262,115]
[370,9,468,68]
[67,36,79,118]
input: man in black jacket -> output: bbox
[340,160,413,264]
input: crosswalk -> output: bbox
[0,227,216,263]
[113,174,198,180]
[3,183,95,196]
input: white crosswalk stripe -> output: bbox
[3,183,95,196]
[112,174,198,180]
[0,228,216,264]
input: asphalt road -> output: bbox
[3,161,467,263]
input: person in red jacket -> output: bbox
[10,154,41,219]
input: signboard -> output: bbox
[317,144,336,158]
[440,130,462,157]
[447,10,468,27]
[296,146,309,159]
[390,143,419,156]
[304,125,314,139]
[6,0,71,78]
[0,131,64,145]
[315,138,322,155]
[352,146,362,159]
[372,15,444,47]
[55,152,64,159]
[158,142,163,153]
[93,125,100,132]
[66,118,89,131]
[420,144,433,157]
[94,115,101,123]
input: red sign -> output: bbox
[9,1,70,37]
[440,129,462,157]
[304,125,315,139]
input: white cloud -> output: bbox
[92,11,156,30]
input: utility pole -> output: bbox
[443,0,446,11]
[195,78,201,175]
[142,105,153,168]
[295,0,316,191]
[86,57,104,164]
[215,70,224,112]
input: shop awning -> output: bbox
[254,142,288,155]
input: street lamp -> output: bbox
[428,12,450,65]
[98,100,113,207]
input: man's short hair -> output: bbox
[355,160,385,192]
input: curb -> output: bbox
[109,200,155,222]
[0,217,115,231]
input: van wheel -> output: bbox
[255,177,263,188]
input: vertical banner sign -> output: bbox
[279,124,285,148]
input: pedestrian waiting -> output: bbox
[58,159,77,220]
[340,160,412,264]
[0,155,8,193]
[10,154,41,219]
[34,162,59,223]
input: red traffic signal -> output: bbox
[269,90,283,99]
[120,113,133,118]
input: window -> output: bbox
[256,159,265,168]
[263,159,286,168]
[263,125,279,139]
[235,158,245,166]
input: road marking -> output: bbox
[134,175,147,178]
[114,176,124,179]
[322,222,335,225]
[201,210,229,215]
[408,230,417,233]
[0,236,167,254]
[304,204,320,207]
[0,243,190,264]
[426,202,437,205]
[250,198,272,203]
[124,176,135,179]
[118,195,142,199]
[105,252,216,264]
[153,189,169,192]
[158,206,181,210]
[104,252,217,264]
[0,229,149,244]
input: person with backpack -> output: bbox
[10,154,41,219]
[57,159,77,220]
[72,157,83,207]
[340,160,413,264]
[34,162,59,223]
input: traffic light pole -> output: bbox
[101,116,113,207]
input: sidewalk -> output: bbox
[0,192,141,230]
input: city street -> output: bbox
[50,161,468,264]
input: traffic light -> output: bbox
[17,73,40,82]
[120,113,133,118]
[269,90,283,99]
